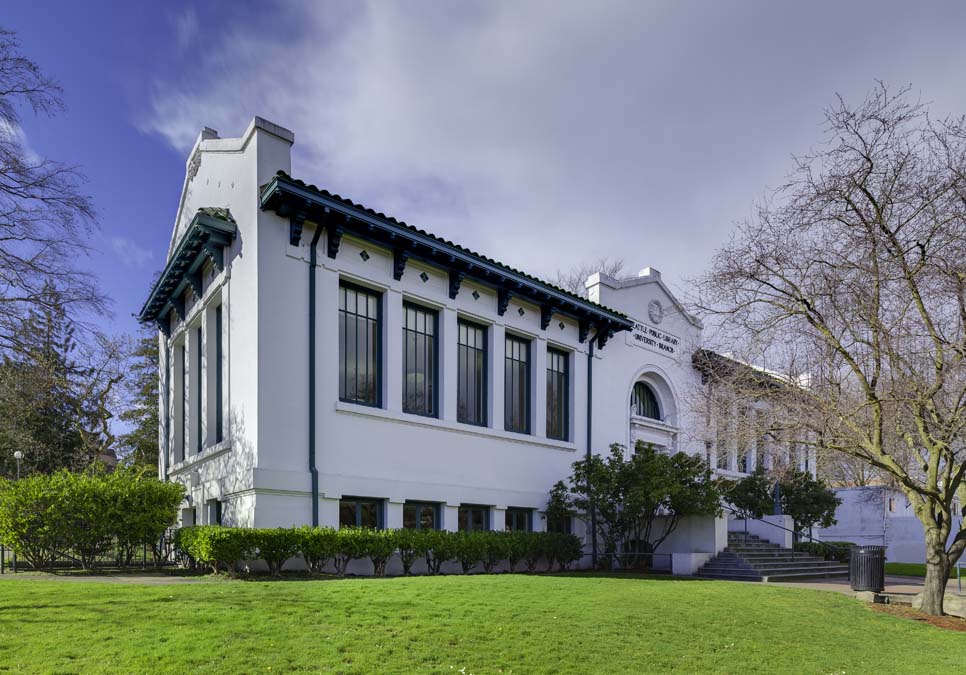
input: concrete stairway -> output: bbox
[697,532,849,582]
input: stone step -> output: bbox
[720,554,828,564]
[700,563,848,576]
[760,568,849,582]
[729,560,844,571]
[699,535,849,583]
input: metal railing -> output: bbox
[722,504,848,554]
[0,529,182,574]
[578,550,674,572]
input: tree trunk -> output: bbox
[920,531,950,616]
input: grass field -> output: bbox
[885,562,957,578]
[0,573,964,674]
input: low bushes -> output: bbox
[174,525,583,577]
[0,468,184,571]
[175,526,255,576]
[794,540,856,563]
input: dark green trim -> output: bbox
[260,172,632,343]
[194,326,202,455]
[139,208,236,324]
[504,333,531,435]
[402,301,439,419]
[308,225,324,526]
[337,280,383,408]
[162,335,170,480]
[587,334,597,567]
[215,305,223,443]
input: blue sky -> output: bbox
[6,1,966,340]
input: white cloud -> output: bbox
[172,8,199,54]
[0,119,41,165]
[137,1,966,290]
[111,237,154,269]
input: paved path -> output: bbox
[773,574,963,600]
[0,571,210,585]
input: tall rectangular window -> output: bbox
[546,347,569,441]
[458,320,487,426]
[215,304,223,443]
[339,283,381,406]
[504,334,530,434]
[403,501,439,530]
[402,303,438,417]
[339,497,384,529]
[194,325,203,454]
[547,514,572,534]
[458,505,489,532]
[505,507,533,532]
[180,343,187,461]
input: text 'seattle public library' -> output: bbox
[140,118,817,574]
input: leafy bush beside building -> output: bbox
[0,468,184,570]
[173,526,582,577]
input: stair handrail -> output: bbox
[722,504,848,554]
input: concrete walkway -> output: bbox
[0,571,210,585]
[773,574,964,601]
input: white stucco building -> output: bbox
[817,486,961,564]
[139,117,816,572]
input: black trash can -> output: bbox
[850,545,886,592]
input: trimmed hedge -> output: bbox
[175,526,583,577]
[0,468,184,571]
[794,540,856,564]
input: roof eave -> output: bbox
[260,173,633,337]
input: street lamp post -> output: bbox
[12,451,22,573]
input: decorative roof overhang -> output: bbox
[260,172,633,348]
[138,208,237,335]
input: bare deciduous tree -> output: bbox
[695,83,966,616]
[555,257,624,297]
[0,28,105,356]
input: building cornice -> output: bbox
[139,208,237,333]
[260,171,633,348]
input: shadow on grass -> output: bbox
[226,568,689,583]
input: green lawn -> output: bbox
[0,573,963,674]
[885,562,957,579]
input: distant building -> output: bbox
[817,486,960,563]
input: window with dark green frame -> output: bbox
[505,507,532,532]
[546,347,569,441]
[339,283,381,406]
[215,304,223,443]
[403,303,438,417]
[179,343,187,462]
[547,514,572,534]
[403,501,439,530]
[458,320,487,426]
[458,505,489,532]
[631,381,661,419]
[504,334,530,434]
[339,497,384,529]
[194,325,202,454]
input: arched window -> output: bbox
[631,382,661,420]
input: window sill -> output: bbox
[629,415,679,433]
[168,440,232,476]
[334,401,578,452]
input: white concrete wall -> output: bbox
[587,269,706,460]
[816,486,961,563]
[160,118,294,523]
